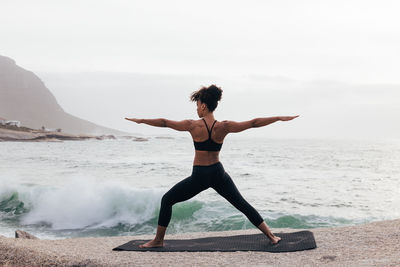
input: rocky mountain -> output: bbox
[0,55,125,135]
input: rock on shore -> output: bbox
[1,219,399,266]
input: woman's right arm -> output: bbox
[223,115,299,133]
[125,118,194,131]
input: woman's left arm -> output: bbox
[125,118,194,132]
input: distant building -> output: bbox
[43,127,57,132]
[40,126,61,132]
[0,117,21,127]
[6,120,21,127]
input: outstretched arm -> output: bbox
[223,115,299,133]
[125,118,194,132]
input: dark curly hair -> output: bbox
[190,84,223,112]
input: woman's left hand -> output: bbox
[279,115,299,121]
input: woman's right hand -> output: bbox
[279,115,300,121]
[125,118,142,124]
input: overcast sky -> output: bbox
[1,0,400,83]
[1,0,399,140]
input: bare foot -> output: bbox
[270,235,281,245]
[139,239,164,248]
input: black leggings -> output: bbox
[158,162,264,228]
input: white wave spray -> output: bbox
[1,175,164,230]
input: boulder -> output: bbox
[15,230,39,239]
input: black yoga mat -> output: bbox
[112,231,316,252]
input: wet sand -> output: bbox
[1,219,399,266]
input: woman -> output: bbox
[125,84,299,248]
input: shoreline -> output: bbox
[1,219,399,266]
[0,127,151,142]
[0,127,116,142]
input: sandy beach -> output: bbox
[1,219,399,266]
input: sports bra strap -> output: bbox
[202,118,217,138]
[209,120,217,137]
[202,118,210,133]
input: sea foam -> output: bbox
[1,175,163,230]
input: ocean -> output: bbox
[1,136,399,239]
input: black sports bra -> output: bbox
[193,118,223,151]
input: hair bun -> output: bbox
[206,84,222,101]
[190,84,223,112]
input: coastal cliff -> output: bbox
[0,55,124,135]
